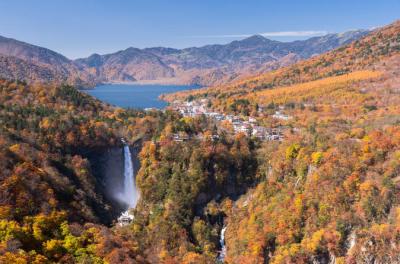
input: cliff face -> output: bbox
[0,30,369,87]
[87,144,142,220]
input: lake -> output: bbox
[84,84,197,109]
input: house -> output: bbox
[173,133,190,142]
[118,211,134,226]
[252,129,266,140]
[248,117,257,123]
[272,111,292,121]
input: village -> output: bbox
[168,99,293,142]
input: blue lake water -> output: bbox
[84,84,197,109]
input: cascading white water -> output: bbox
[122,144,138,208]
[217,226,227,262]
[117,141,139,226]
[117,140,139,210]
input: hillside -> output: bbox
[0,78,176,262]
[162,20,400,263]
[0,30,368,87]
[165,22,399,108]
[0,36,96,87]
[0,78,261,263]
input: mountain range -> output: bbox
[0,30,369,87]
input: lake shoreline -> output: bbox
[101,77,199,86]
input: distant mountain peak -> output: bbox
[88,53,101,57]
[239,34,275,45]
[123,47,142,53]
[0,25,374,87]
[246,34,267,40]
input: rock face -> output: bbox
[0,30,369,87]
[87,144,141,219]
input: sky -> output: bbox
[0,0,399,59]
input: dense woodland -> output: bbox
[163,21,400,263]
[0,21,400,263]
[0,80,162,262]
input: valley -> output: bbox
[0,3,399,263]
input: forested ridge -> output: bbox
[0,20,400,264]
[0,78,260,263]
[162,20,400,263]
[0,80,167,262]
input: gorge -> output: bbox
[1,8,400,262]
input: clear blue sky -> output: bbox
[0,0,398,59]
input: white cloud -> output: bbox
[369,25,382,31]
[188,30,329,38]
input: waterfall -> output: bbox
[123,144,139,208]
[117,140,139,226]
[117,140,139,209]
[217,226,227,262]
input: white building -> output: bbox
[272,111,292,121]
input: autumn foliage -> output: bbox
[1,19,400,264]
